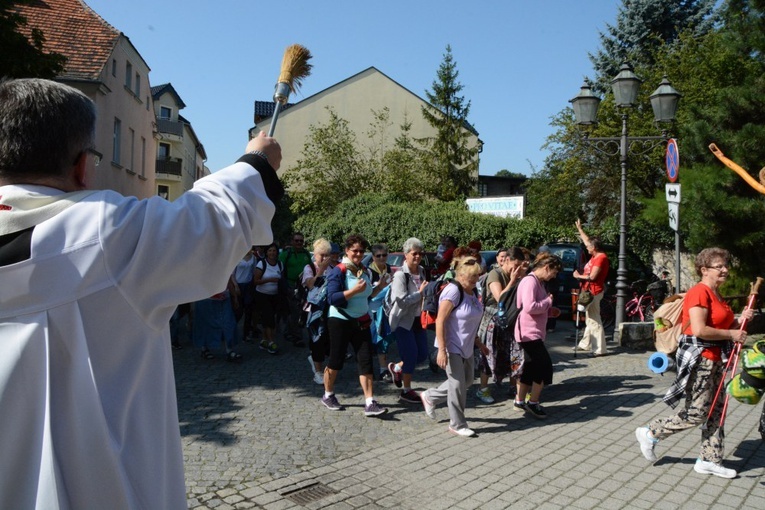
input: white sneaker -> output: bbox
[475,387,494,404]
[635,426,658,462]
[694,459,737,479]
[421,391,436,420]
[448,426,476,437]
[313,372,324,385]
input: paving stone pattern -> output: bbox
[173,322,765,509]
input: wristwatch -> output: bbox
[248,150,268,161]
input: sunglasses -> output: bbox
[349,249,365,254]
[374,253,388,258]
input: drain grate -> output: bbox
[283,482,338,505]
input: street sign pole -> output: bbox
[665,136,681,290]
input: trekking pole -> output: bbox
[704,277,763,430]
[267,44,312,137]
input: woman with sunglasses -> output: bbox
[387,238,429,403]
[420,256,488,437]
[321,234,389,416]
[514,252,562,419]
[366,244,395,384]
[636,248,753,478]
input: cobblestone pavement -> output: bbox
[173,322,765,509]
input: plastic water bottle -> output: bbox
[496,302,508,329]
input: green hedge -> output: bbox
[293,192,577,252]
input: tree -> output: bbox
[0,0,66,79]
[495,169,526,179]
[641,0,765,282]
[527,0,718,230]
[282,107,370,216]
[421,45,480,200]
[589,0,717,92]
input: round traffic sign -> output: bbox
[666,138,679,182]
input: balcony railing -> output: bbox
[156,118,184,137]
[156,157,182,176]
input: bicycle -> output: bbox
[599,279,656,328]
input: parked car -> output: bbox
[362,251,438,279]
[480,250,498,269]
[538,242,652,317]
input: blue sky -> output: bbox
[85,0,620,176]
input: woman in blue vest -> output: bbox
[321,234,389,416]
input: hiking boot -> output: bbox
[399,389,421,404]
[513,401,527,412]
[448,427,476,437]
[364,400,387,417]
[525,402,547,419]
[388,362,402,388]
[421,391,436,420]
[693,459,736,478]
[475,387,494,404]
[635,426,658,462]
[321,394,343,411]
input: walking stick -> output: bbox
[267,44,312,137]
[704,277,763,431]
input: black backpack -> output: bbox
[494,283,522,332]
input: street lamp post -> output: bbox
[570,62,681,335]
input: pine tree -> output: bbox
[420,45,479,201]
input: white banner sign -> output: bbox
[466,196,525,219]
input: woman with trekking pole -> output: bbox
[635,247,755,478]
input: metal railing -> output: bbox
[156,158,182,176]
[156,118,183,137]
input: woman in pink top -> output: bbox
[514,252,562,419]
[573,219,610,356]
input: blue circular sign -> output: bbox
[666,139,679,183]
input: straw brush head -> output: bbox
[277,44,313,94]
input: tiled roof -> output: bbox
[151,83,186,108]
[14,0,120,81]
[253,100,293,121]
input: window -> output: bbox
[134,73,141,96]
[478,182,488,197]
[112,59,117,77]
[113,118,121,164]
[158,142,170,159]
[158,185,169,200]
[141,136,146,177]
[129,128,135,171]
[159,106,171,120]
[125,62,132,89]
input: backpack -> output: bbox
[479,268,505,305]
[305,264,367,340]
[494,283,522,332]
[420,277,474,330]
[295,260,317,304]
[653,294,686,354]
[382,272,410,318]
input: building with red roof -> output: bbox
[15,0,157,199]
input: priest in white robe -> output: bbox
[0,78,283,509]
